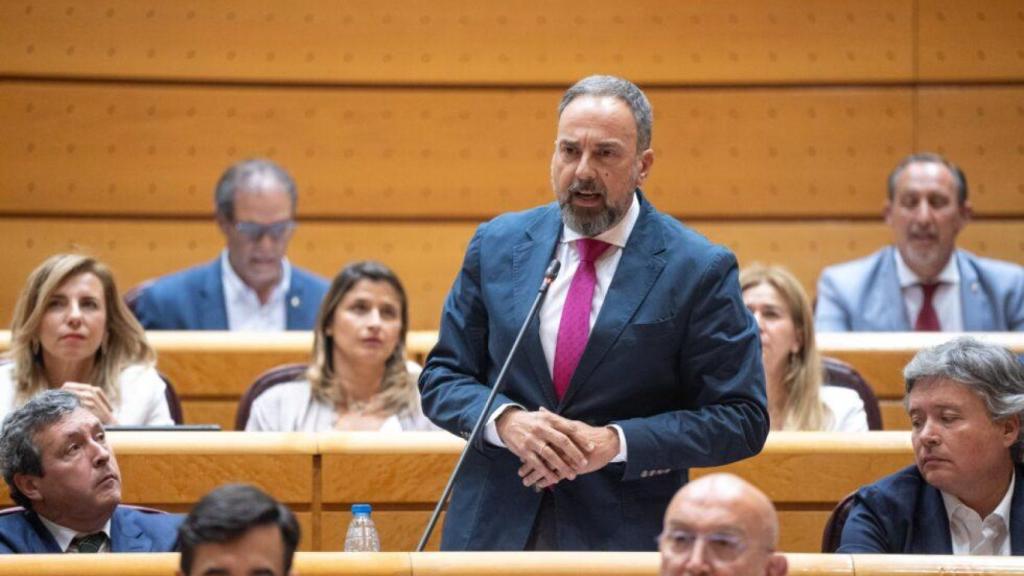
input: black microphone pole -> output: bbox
[417,258,561,551]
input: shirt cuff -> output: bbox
[609,424,627,463]
[483,403,524,447]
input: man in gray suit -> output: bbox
[815,153,1023,332]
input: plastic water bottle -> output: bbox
[344,503,381,551]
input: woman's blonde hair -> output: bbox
[307,261,415,415]
[739,263,830,431]
[8,253,155,406]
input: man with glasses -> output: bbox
[660,473,787,576]
[130,158,328,330]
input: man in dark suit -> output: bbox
[839,337,1024,554]
[177,484,300,576]
[0,390,180,553]
[130,158,328,330]
[815,152,1024,332]
[419,75,768,551]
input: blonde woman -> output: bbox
[740,264,867,431]
[1,254,172,425]
[246,261,434,431]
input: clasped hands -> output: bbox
[495,407,620,490]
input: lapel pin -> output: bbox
[290,296,301,308]
[971,282,979,293]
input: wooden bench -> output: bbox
[0,431,915,553]
[3,551,1024,576]
[0,332,1021,430]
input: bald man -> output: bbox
[659,474,787,576]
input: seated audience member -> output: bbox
[177,483,299,576]
[815,152,1023,332]
[740,264,867,431]
[839,337,1024,554]
[246,261,435,431]
[1,254,172,426]
[130,158,329,331]
[660,473,787,576]
[0,390,181,553]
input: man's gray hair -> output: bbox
[905,337,1024,460]
[0,390,81,509]
[214,158,297,220]
[887,152,968,204]
[558,75,653,153]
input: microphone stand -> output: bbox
[417,259,560,551]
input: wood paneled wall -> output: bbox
[1,1,1022,328]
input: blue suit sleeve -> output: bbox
[814,269,851,332]
[837,492,891,553]
[419,225,518,440]
[614,250,769,480]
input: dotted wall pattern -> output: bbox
[0,82,939,219]
[916,87,1024,216]
[3,218,1021,330]
[1,1,912,84]
[918,0,1024,81]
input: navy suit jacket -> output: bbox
[131,258,328,330]
[0,506,182,553]
[839,464,1024,554]
[815,246,1024,332]
[419,192,768,551]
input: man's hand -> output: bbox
[496,407,591,489]
[518,414,621,489]
[61,382,117,425]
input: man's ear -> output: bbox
[766,553,788,576]
[13,473,44,504]
[883,200,893,226]
[636,148,654,183]
[216,214,233,237]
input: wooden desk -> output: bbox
[1,331,1021,431]
[0,431,914,553]
[3,552,1024,576]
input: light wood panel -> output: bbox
[1,217,1021,331]
[916,87,1024,217]
[0,1,912,84]
[917,0,1024,81]
[1,82,923,218]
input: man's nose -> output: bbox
[92,441,111,466]
[574,151,596,180]
[683,539,712,576]
[919,419,941,445]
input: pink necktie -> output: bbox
[553,238,611,400]
[915,282,941,332]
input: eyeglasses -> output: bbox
[232,219,295,242]
[658,529,749,562]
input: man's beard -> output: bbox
[558,180,624,237]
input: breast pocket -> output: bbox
[627,317,678,341]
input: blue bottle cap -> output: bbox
[351,503,372,515]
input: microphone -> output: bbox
[417,258,560,551]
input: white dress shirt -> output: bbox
[220,250,292,331]
[893,250,962,331]
[484,194,640,462]
[942,471,1015,556]
[37,514,112,553]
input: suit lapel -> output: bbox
[25,511,62,553]
[559,196,666,410]
[867,247,911,331]
[1010,464,1024,554]
[285,279,304,330]
[110,507,151,552]
[957,251,995,331]
[912,482,953,553]
[513,206,562,408]
[202,258,229,329]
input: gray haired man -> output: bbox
[129,158,328,330]
[839,337,1024,554]
[0,390,180,553]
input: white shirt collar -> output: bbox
[942,470,1015,555]
[36,513,112,552]
[893,249,959,289]
[560,190,640,249]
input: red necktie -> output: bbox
[552,239,611,400]
[915,282,941,331]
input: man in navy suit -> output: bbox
[130,158,328,330]
[815,152,1024,332]
[839,337,1024,554]
[419,75,768,551]
[0,390,180,553]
